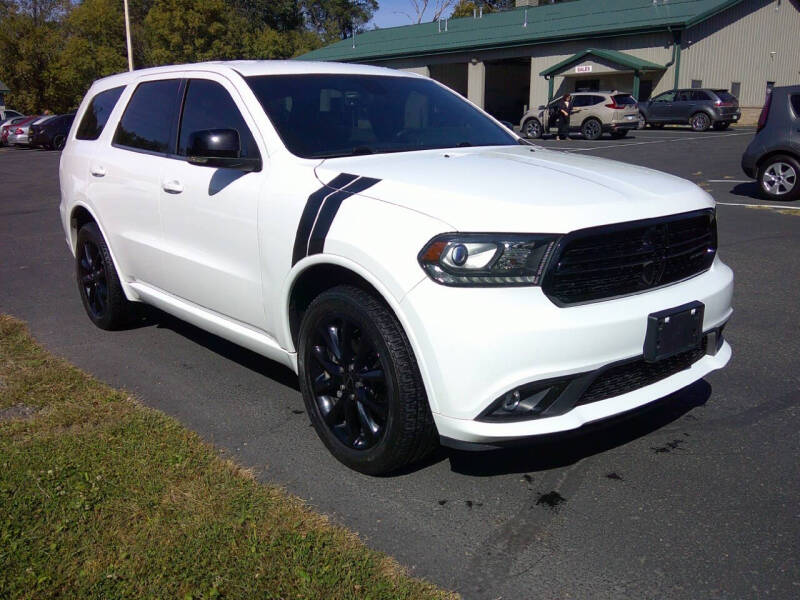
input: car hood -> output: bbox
[315,145,714,233]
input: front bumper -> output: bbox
[401,257,733,443]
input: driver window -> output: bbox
[655,91,675,102]
[178,79,259,158]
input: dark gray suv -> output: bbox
[741,85,800,201]
[640,88,741,131]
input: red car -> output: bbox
[1,115,34,146]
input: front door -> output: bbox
[157,76,268,331]
[648,90,676,122]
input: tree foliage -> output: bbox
[0,0,340,114]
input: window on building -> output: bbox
[691,79,703,89]
[177,79,259,159]
[113,79,182,154]
[731,82,741,99]
[76,86,125,141]
[574,79,599,92]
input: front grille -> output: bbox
[542,210,716,305]
[576,337,708,407]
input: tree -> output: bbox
[449,0,513,18]
[302,0,378,42]
[404,0,456,23]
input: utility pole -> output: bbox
[123,0,134,71]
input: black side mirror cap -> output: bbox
[187,128,261,172]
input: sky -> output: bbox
[370,0,449,30]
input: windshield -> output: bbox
[246,74,517,159]
[612,94,637,105]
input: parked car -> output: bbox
[60,62,733,474]
[520,91,640,140]
[0,108,24,121]
[640,88,741,131]
[1,115,30,146]
[741,85,800,201]
[30,113,75,150]
[8,115,53,146]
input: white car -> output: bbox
[59,61,733,474]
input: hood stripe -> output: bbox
[307,176,381,257]
[292,173,358,266]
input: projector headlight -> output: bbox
[418,233,559,287]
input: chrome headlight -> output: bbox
[418,233,559,287]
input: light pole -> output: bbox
[123,0,134,71]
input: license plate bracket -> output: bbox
[643,301,704,362]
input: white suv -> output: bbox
[59,61,733,474]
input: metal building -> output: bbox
[300,0,800,123]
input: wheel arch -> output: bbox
[755,149,800,171]
[69,202,139,302]
[282,256,439,413]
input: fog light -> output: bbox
[477,379,573,422]
[502,390,521,411]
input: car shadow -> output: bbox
[443,379,711,477]
[730,181,762,200]
[123,303,300,391]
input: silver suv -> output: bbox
[520,91,639,140]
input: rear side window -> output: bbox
[791,95,800,118]
[690,91,711,101]
[76,86,124,140]
[612,94,637,105]
[113,79,181,153]
[177,79,259,158]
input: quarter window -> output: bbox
[76,86,125,140]
[113,79,181,153]
[791,95,800,118]
[177,79,258,158]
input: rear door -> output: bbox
[156,74,268,330]
[87,76,183,285]
[569,95,591,128]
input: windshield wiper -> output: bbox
[310,146,375,159]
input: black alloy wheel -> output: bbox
[75,222,132,329]
[581,118,603,141]
[523,118,543,139]
[298,285,436,474]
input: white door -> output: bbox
[156,75,267,330]
[86,77,183,286]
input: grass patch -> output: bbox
[0,315,456,599]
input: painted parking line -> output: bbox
[717,201,800,210]
[556,131,755,152]
[707,179,751,183]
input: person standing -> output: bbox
[556,93,572,140]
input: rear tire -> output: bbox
[297,285,437,475]
[75,222,133,330]
[581,118,602,141]
[690,112,711,132]
[758,154,800,201]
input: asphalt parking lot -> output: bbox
[1,129,799,599]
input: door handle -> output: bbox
[90,165,106,177]
[162,180,184,194]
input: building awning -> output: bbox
[539,48,665,78]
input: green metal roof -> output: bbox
[539,48,665,77]
[299,0,743,63]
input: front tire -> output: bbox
[690,112,711,132]
[581,118,602,141]
[297,285,437,475]
[758,155,799,201]
[75,222,132,330]
[523,118,542,139]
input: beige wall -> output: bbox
[680,0,800,107]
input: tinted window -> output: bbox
[590,95,606,105]
[113,80,181,153]
[653,91,675,102]
[715,90,737,103]
[572,95,590,107]
[76,86,124,140]
[676,91,692,102]
[791,95,800,118]
[178,79,258,158]
[246,74,516,159]
[612,94,637,105]
[691,91,711,101]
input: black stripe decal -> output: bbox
[307,176,381,256]
[292,173,358,266]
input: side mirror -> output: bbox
[187,129,261,172]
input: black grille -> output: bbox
[543,210,717,305]
[576,338,708,407]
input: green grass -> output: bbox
[0,315,455,600]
